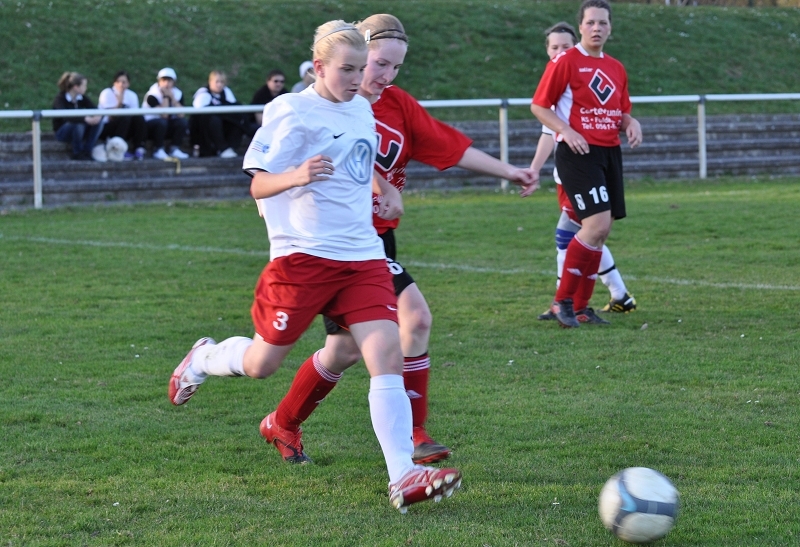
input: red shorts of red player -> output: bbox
[557,184,581,224]
[252,253,398,346]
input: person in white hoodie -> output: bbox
[191,71,244,158]
[142,67,189,160]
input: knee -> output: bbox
[402,305,432,338]
[243,357,281,379]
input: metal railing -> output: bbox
[1,94,799,208]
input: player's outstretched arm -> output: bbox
[456,147,540,197]
[372,171,404,220]
[250,155,333,199]
[621,114,642,149]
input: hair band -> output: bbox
[368,28,408,42]
[314,25,358,45]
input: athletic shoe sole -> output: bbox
[390,467,462,513]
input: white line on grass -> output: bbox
[3,233,799,291]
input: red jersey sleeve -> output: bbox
[395,88,472,169]
[532,52,571,110]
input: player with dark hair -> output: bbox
[531,0,642,328]
[259,13,539,470]
[531,21,636,322]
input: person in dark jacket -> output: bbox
[52,72,105,161]
[190,70,245,157]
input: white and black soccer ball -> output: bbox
[598,467,679,544]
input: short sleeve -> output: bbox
[395,91,472,169]
[242,99,306,176]
[533,54,570,110]
[193,89,212,108]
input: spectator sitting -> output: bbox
[191,70,245,158]
[249,69,289,133]
[52,72,105,161]
[98,70,146,161]
[290,60,315,93]
[142,67,189,160]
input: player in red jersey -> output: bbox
[263,13,539,467]
[531,0,642,328]
[169,20,461,512]
[530,21,636,321]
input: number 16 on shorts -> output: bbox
[573,185,609,211]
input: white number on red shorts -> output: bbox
[588,186,609,204]
[386,259,404,276]
[272,311,289,331]
[574,193,586,210]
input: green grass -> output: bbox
[1,0,799,131]
[2,177,800,545]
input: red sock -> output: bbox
[574,245,603,311]
[403,353,430,429]
[275,350,341,431]
[555,236,602,308]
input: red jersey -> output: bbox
[532,44,631,147]
[371,85,473,233]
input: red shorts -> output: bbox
[557,184,581,224]
[252,253,398,346]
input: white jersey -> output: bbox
[97,87,140,124]
[243,86,383,262]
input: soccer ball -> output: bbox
[598,467,679,544]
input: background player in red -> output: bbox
[530,21,636,321]
[263,13,539,467]
[168,19,461,512]
[531,0,642,328]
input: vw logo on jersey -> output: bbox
[376,121,404,171]
[344,138,374,185]
[589,68,616,105]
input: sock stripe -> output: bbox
[598,264,616,276]
[403,355,430,372]
[312,350,342,383]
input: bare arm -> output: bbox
[371,171,404,220]
[620,113,642,149]
[250,154,333,199]
[531,104,589,155]
[530,132,555,174]
[456,146,540,197]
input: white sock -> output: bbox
[368,374,415,485]
[556,247,566,288]
[190,336,251,378]
[599,245,628,300]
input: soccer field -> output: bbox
[1,178,799,546]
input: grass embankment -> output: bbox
[0,0,799,131]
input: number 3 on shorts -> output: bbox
[272,311,289,331]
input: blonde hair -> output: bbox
[208,70,227,85]
[357,14,408,49]
[57,71,86,93]
[312,20,366,64]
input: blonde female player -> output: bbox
[168,20,461,512]
[530,22,636,323]
[261,13,540,469]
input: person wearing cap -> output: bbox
[249,69,288,133]
[290,60,315,93]
[142,67,190,160]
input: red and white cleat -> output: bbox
[389,466,462,513]
[412,427,451,464]
[259,411,312,464]
[168,337,215,405]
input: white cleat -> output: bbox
[168,337,215,405]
